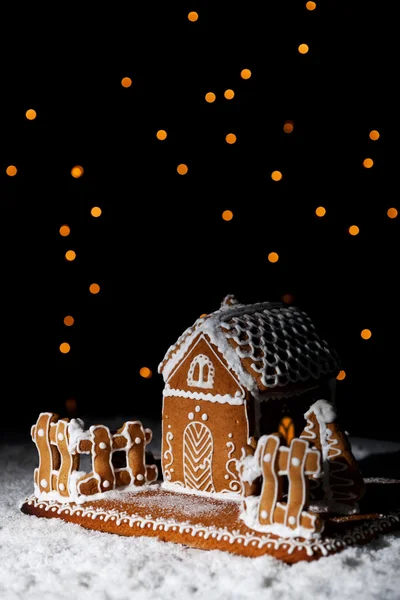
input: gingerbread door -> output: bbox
[183,421,215,493]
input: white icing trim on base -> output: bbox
[21,494,400,558]
[163,385,244,405]
[161,480,241,500]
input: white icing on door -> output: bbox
[183,422,215,492]
[187,354,215,389]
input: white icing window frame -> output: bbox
[187,354,215,389]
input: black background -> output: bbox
[1,2,397,441]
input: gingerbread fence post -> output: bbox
[77,425,115,496]
[239,433,324,537]
[274,438,322,532]
[31,412,60,493]
[258,434,282,525]
[112,421,158,486]
[49,418,80,498]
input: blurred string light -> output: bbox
[6,165,17,176]
[140,367,152,379]
[283,120,294,133]
[65,250,76,261]
[91,206,102,217]
[59,224,70,236]
[315,206,326,217]
[298,44,309,54]
[348,225,359,236]
[225,133,237,144]
[306,1,316,10]
[59,342,71,354]
[240,68,251,79]
[25,109,37,120]
[205,92,216,103]
[71,165,84,178]
[222,210,233,221]
[224,89,235,100]
[89,283,100,294]
[64,315,74,326]
[363,158,374,168]
[156,129,167,140]
[65,398,77,416]
[271,170,282,181]
[282,293,294,304]
[177,163,188,175]
[361,329,372,340]
[337,370,346,380]
[387,207,398,219]
[188,11,199,22]
[268,252,279,263]
[121,77,132,88]
[369,130,380,140]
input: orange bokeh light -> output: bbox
[348,225,359,236]
[271,170,283,181]
[140,367,153,379]
[64,315,75,326]
[25,109,37,120]
[91,206,102,217]
[6,165,17,176]
[298,44,309,54]
[89,283,101,294]
[222,210,233,221]
[71,165,84,178]
[268,252,279,263]
[363,158,374,169]
[177,163,188,175]
[361,329,372,340]
[59,225,70,237]
[65,250,76,261]
[121,77,132,88]
[156,129,167,140]
[240,69,252,79]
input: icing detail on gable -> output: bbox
[187,354,215,389]
[163,385,244,406]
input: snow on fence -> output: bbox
[238,434,323,537]
[31,412,158,500]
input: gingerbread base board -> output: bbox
[20,482,400,564]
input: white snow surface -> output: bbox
[1,417,400,600]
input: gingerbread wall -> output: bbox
[162,396,249,494]
[161,333,251,494]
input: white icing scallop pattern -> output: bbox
[23,495,400,559]
[158,299,340,390]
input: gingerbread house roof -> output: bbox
[158,295,341,396]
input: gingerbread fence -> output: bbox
[31,412,158,500]
[238,434,323,536]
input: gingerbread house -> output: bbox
[20,293,400,563]
[158,294,363,512]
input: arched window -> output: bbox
[187,354,215,389]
